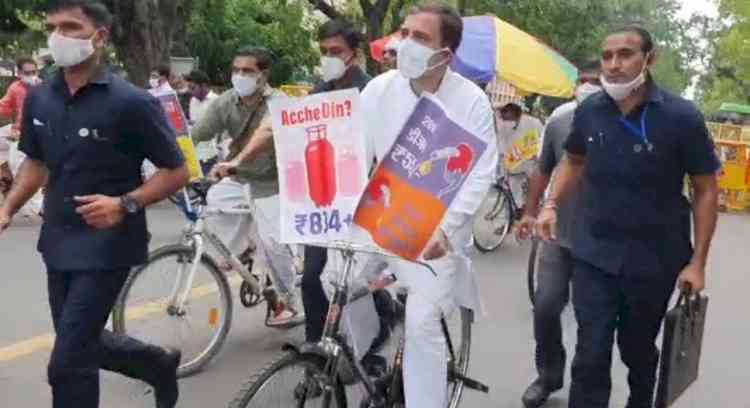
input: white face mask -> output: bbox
[600,54,650,101]
[320,56,348,82]
[149,78,160,89]
[21,75,40,86]
[232,73,259,97]
[575,82,602,103]
[397,38,449,80]
[47,31,96,68]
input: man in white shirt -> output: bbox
[495,102,544,210]
[149,64,174,94]
[359,4,497,407]
[185,70,219,164]
[186,70,218,124]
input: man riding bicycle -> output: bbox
[356,4,497,407]
[192,46,299,327]
[495,101,543,214]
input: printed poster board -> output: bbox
[353,95,488,260]
[268,88,369,244]
[152,89,203,180]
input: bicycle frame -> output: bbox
[167,184,262,313]
[306,242,438,406]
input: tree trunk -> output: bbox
[104,0,180,86]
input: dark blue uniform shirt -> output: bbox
[564,83,720,277]
[19,68,184,270]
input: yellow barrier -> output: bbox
[714,139,750,211]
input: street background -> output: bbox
[1,204,748,407]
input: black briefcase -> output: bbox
[655,289,709,408]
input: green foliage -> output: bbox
[186,0,319,86]
[696,0,750,113]
[0,3,46,61]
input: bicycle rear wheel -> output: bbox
[527,238,541,306]
[228,351,346,408]
[111,244,233,378]
[472,187,513,252]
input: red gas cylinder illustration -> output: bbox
[305,124,337,207]
[337,145,361,197]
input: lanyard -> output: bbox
[618,104,649,145]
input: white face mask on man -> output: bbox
[600,53,651,101]
[397,38,450,80]
[320,56,348,82]
[47,31,96,68]
[232,73,259,97]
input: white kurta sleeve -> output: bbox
[440,95,498,238]
[359,80,381,169]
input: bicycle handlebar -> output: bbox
[305,239,437,277]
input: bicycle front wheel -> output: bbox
[229,351,346,408]
[111,244,233,377]
[472,187,513,252]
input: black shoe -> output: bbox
[521,378,560,408]
[153,347,181,408]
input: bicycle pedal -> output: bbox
[449,370,490,393]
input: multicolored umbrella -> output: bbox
[370,15,579,98]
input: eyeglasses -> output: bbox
[21,69,39,76]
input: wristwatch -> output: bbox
[119,194,142,215]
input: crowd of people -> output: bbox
[0,1,720,408]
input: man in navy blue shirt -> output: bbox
[537,25,719,408]
[0,2,189,408]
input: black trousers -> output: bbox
[568,258,678,408]
[46,267,163,408]
[301,245,329,342]
[532,242,575,388]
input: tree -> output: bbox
[187,0,319,86]
[103,0,183,86]
[696,0,750,112]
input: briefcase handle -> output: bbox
[676,284,702,335]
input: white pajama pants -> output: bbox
[389,256,462,408]
[206,178,297,303]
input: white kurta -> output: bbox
[357,69,497,408]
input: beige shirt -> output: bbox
[191,85,284,197]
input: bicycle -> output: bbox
[471,172,529,252]
[228,241,488,408]
[111,178,303,378]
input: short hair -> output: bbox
[186,70,210,85]
[407,2,463,52]
[317,19,364,50]
[156,64,171,78]
[235,46,274,71]
[45,0,113,29]
[16,57,37,71]
[608,24,655,54]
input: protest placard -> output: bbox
[152,90,203,180]
[353,95,488,260]
[269,88,369,244]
